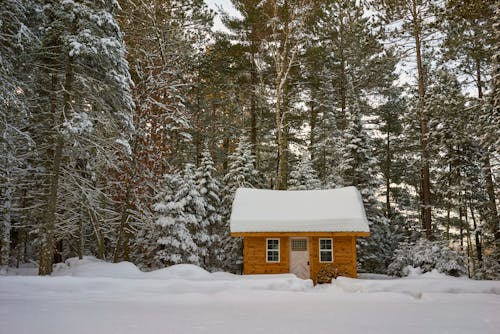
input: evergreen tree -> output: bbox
[32,0,133,274]
[0,0,40,274]
[154,164,206,266]
[288,154,322,190]
[221,137,259,271]
[340,104,398,273]
[373,0,442,239]
[195,147,223,270]
[442,0,498,244]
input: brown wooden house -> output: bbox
[230,186,370,283]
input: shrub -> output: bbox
[387,239,467,277]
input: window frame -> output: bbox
[266,238,280,263]
[319,238,333,263]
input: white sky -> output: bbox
[205,0,239,32]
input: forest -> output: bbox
[0,0,498,279]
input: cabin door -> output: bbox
[289,238,310,279]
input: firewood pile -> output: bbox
[316,265,344,284]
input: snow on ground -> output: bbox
[1,257,499,334]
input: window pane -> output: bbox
[268,239,279,250]
[267,251,279,262]
[291,239,307,251]
[320,251,332,262]
[320,239,332,250]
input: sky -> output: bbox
[205,0,238,32]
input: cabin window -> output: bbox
[266,238,280,263]
[319,238,333,263]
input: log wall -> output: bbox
[309,236,357,283]
[243,237,290,275]
[242,235,358,282]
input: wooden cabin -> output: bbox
[230,186,370,283]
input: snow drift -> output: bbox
[51,256,313,292]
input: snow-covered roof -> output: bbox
[230,186,370,234]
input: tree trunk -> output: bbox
[0,139,14,274]
[446,163,452,240]
[0,183,12,274]
[278,81,290,190]
[39,61,73,275]
[464,203,473,277]
[113,186,131,263]
[339,52,347,130]
[475,57,498,239]
[412,0,432,239]
[483,154,499,238]
[250,43,258,165]
[469,201,482,263]
[222,136,229,174]
[385,128,391,217]
[309,97,316,162]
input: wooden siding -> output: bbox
[242,235,358,283]
[310,236,357,283]
[243,237,290,275]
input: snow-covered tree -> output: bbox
[33,0,134,274]
[154,164,206,266]
[340,103,398,273]
[388,239,467,277]
[195,147,223,270]
[288,154,322,190]
[220,137,259,271]
[340,107,380,215]
[0,0,40,274]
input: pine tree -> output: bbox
[154,164,206,266]
[0,0,40,274]
[340,103,398,273]
[442,0,498,243]
[221,137,259,271]
[288,154,322,190]
[373,0,442,239]
[118,1,213,264]
[195,147,223,270]
[33,0,134,274]
[220,0,272,162]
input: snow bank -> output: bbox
[2,267,499,334]
[332,270,500,298]
[2,259,500,334]
[53,257,143,279]
[2,263,38,276]
[51,257,313,292]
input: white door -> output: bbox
[289,238,310,279]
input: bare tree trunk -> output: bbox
[88,206,105,260]
[309,97,316,162]
[250,43,258,164]
[412,0,432,239]
[270,0,308,190]
[222,136,229,174]
[469,201,482,263]
[40,60,73,275]
[113,185,131,263]
[339,53,347,130]
[446,162,452,240]
[475,57,498,239]
[464,203,474,277]
[483,154,499,238]
[0,182,12,275]
[274,1,288,190]
[385,128,391,217]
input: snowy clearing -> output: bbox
[1,258,499,334]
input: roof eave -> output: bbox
[230,231,371,237]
